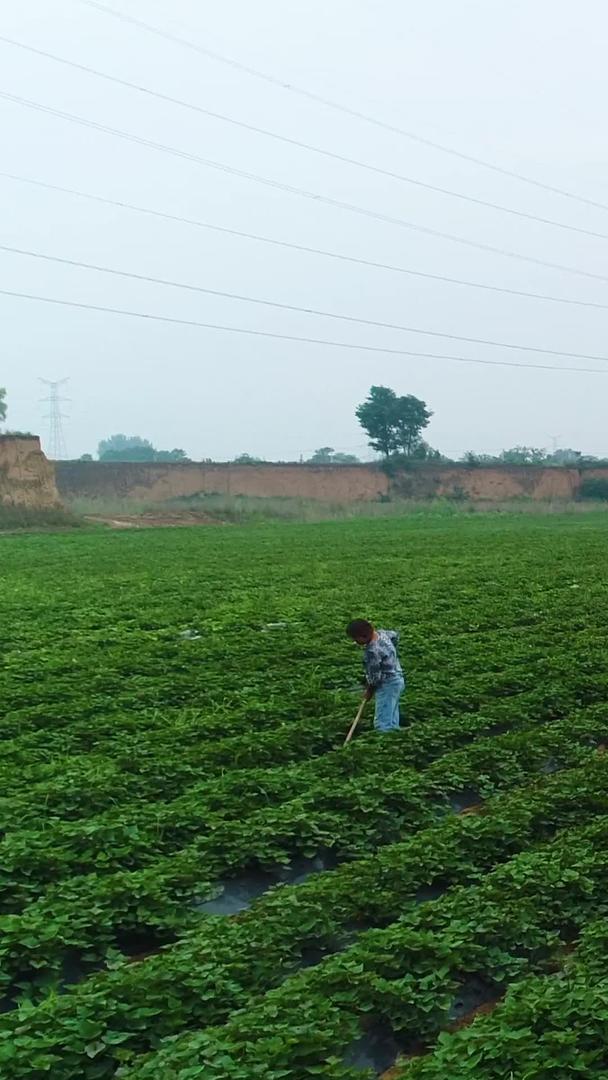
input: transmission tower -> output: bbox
[39,378,69,459]
[548,433,562,455]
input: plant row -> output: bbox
[3,517,603,741]
[0,665,598,831]
[2,707,602,923]
[1,681,591,885]
[397,918,608,1078]
[3,743,608,1080]
[3,750,608,1078]
[116,816,608,1079]
[0,646,549,784]
[3,606,604,747]
[0,686,534,831]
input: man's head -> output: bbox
[346,619,375,646]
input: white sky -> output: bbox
[2,0,608,461]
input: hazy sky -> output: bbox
[2,0,608,461]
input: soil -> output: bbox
[194,851,338,916]
[343,1021,404,1074]
[414,881,451,903]
[448,787,482,813]
[447,975,502,1023]
[0,436,62,510]
[447,998,500,1033]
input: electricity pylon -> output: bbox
[39,378,69,459]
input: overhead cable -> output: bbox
[2,91,608,285]
[2,240,608,363]
[1,33,606,243]
[3,170,608,312]
[0,287,605,375]
[77,0,608,215]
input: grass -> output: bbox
[63,492,608,525]
[0,505,82,532]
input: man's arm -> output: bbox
[364,645,382,697]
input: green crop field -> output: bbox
[2,513,608,1079]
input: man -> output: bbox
[346,619,405,733]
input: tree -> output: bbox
[232,453,265,464]
[0,387,6,423]
[100,445,157,462]
[308,447,361,464]
[464,447,601,468]
[97,435,189,463]
[499,446,547,465]
[463,447,549,465]
[331,452,360,464]
[392,395,433,456]
[356,386,432,458]
[462,451,498,465]
[355,386,400,457]
[410,440,443,461]
[98,434,155,460]
[154,449,188,462]
[309,447,335,464]
[547,448,582,466]
[79,453,94,462]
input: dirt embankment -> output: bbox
[56,461,390,503]
[389,464,577,501]
[0,436,62,509]
[54,460,594,505]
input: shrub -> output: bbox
[579,477,608,500]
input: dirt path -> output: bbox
[84,513,226,529]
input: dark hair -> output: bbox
[346,619,374,640]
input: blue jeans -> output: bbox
[374,675,405,732]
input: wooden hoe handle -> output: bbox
[343,696,367,746]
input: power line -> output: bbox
[1,287,606,375]
[4,240,608,364]
[3,92,608,286]
[77,0,608,215]
[2,33,607,245]
[4,170,608,313]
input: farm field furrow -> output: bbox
[3,675,584,830]
[1,710,605,1001]
[5,754,608,1080]
[395,918,608,1079]
[1,513,607,1080]
[4,705,601,906]
[113,817,608,1079]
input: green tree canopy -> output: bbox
[355,386,432,458]
[499,446,547,465]
[98,435,189,463]
[308,446,335,464]
[308,447,360,464]
[154,449,188,462]
[463,447,587,467]
[547,448,582,466]
[355,386,399,457]
[331,452,360,464]
[232,453,266,464]
[410,440,443,461]
[98,434,155,460]
[393,395,433,456]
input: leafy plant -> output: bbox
[2,515,608,1078]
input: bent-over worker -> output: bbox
[346,619,405,733]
